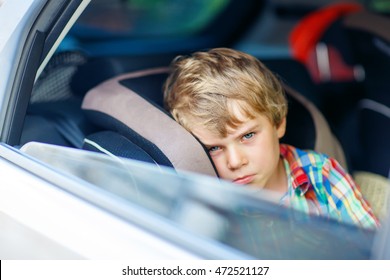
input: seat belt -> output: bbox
[52,116,85,149]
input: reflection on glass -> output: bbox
[22,142,375,259]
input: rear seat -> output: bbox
[80,61,347,176]
[21,50,347,175]
[289,6,390,178]
[21,51,93,148]
[288,5,390,221]
[20,52,177,149]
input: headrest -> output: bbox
[81,67,218,177]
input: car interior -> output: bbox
[17,0,390,223]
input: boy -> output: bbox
[163,48,378,229]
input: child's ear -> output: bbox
[277,117,286,138]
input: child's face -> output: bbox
[191,112,286,190]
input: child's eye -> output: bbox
[208,146,221,153]
[243,132,255,140]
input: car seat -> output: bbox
[288,5,390,221]
[289,4,390,178]
[81,67,217,177]
[20,51,98,148]
[80,65,347,177]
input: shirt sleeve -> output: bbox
[323,157,380,229]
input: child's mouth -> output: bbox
[233,175,255,185]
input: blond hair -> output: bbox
[163,48,287,136]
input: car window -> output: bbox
[5,0,388,260]
[21,141,376,260]
[73,0,230,38]
[59,0,261,56]
[366,0,390,13]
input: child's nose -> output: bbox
[226,146,247,170]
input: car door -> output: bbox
[0,0,90,145]
[0,0,389,260]
[0,0,252,259]
[0,0,205,259]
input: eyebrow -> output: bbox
[228,121,259,139]
[197,120,260,148]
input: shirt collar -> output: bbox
[280,144,312,196]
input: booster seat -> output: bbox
[81,62,347,177]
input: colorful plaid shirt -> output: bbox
[279,144,379,230]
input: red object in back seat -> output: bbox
[289,3,363,65]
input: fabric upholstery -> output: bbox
[82,67,218,177]
[82,67,347,177]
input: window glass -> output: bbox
[365,0,390,13]
[21,142,376,259]
[75,0,230,38]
